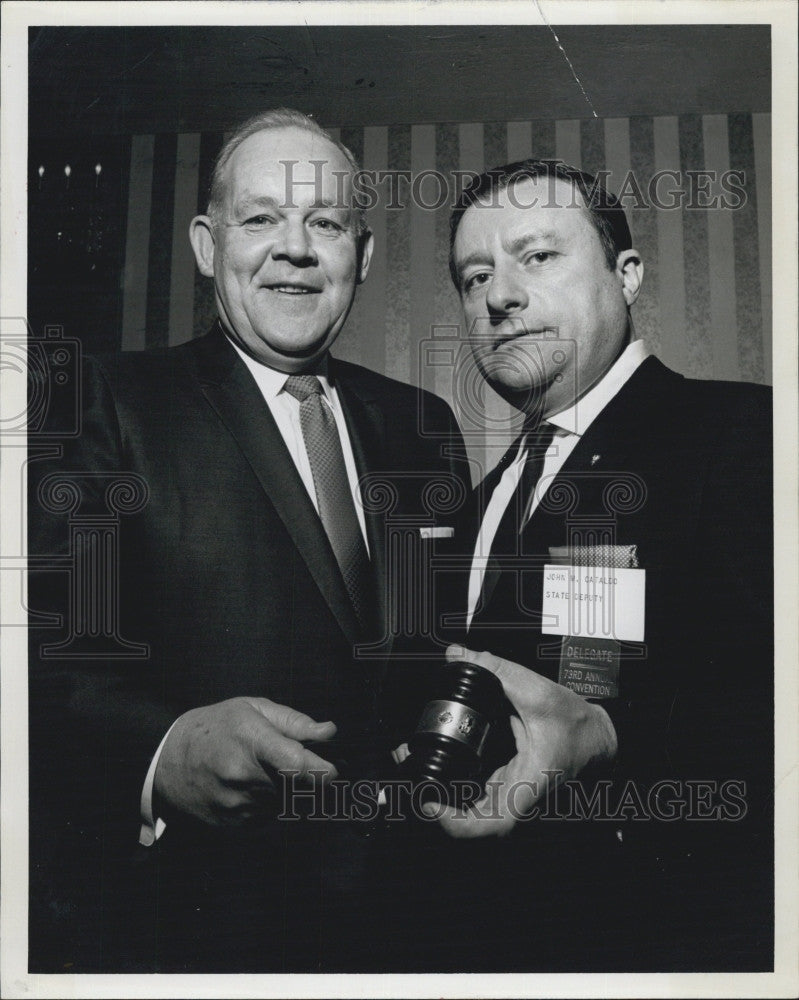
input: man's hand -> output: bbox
[424,645,617,838]
[154,696,338,826]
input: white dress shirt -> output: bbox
[466,340,651,629]
[230,341,370,549]
[139,339,369,846]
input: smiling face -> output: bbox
[190,126,372,371]
[452,176,641,416]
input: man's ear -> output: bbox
[616,249,644,307]
[189,216,216,277]
[356,228,374,284]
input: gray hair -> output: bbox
[207,107,366,234]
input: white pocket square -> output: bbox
[419,526,454,539]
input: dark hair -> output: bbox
[207,107,366,234]
[449,158,632,285]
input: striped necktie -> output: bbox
[283,375,373,630]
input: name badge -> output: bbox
[558,636,621,699]
[541,564,646,642]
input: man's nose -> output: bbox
[485,268,529,317]
[271,219,317,265]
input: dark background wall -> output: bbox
[27,25,771,132]
[28,24,771,470]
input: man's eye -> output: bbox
[526,251,554,264]
[243,215,274,227]
[312,218,344,233]
[463,272,491,293]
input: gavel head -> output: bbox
[401,660,507,808]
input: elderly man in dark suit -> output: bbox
[28,108,466,973]
[420,159,772,971]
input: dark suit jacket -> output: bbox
[429,356,774,972]
[28,324,468,973]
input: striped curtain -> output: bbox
[120,114,771,475]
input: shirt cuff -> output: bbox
[138,720,177,847]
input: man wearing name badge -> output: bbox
[427,159,773,969]
[27,108,466,973]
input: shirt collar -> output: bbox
[547,339,651,437]
[226,336,335,404]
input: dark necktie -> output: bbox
[283,375,372,630]
[472,420,557,625]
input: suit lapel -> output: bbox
[188,326,361,645]
[332,361,391,652]
[471,428,532,611]
[523,356,682,538]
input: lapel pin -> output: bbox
[591,454,601,466]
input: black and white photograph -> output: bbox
[1,1,797,996]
